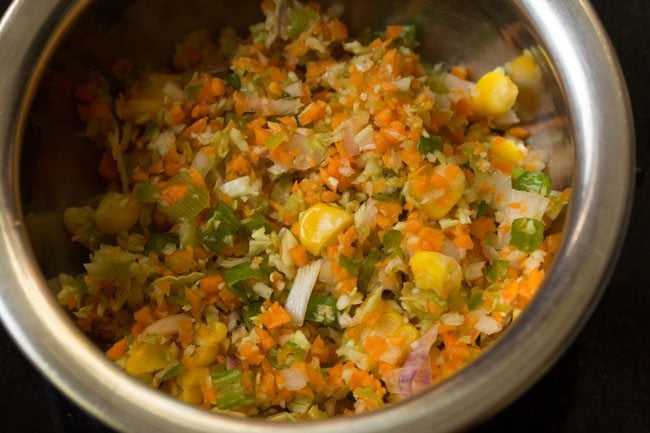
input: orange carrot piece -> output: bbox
[106,338,128,361]
[261,302,291,329]
[289,245,309,267]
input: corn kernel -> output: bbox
[298,203,353,255]
[490,137,524,164]
[180,366,209,388]
[391,324,420,346]
[193,344,219,366]
[374,312,404,337]
[409,251,462,299]
[125,343,168,376]
[196,321,228,347]
[507,54,542,88]
[93,191,141,235]
[179,386,204,404]
[411,164,466,220]
[472,70,519,117]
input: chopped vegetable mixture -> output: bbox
[54,0,570,419]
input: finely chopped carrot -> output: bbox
[55,0,568,420]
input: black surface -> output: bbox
[1,1,649,432]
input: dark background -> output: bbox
[1,1,649,432]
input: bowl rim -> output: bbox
[0,1,635,432]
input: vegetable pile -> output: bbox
[54,0,570,419]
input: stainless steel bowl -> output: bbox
[0,1,634,432]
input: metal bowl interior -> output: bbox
[0,1,633,433]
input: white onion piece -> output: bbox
[162,80,184,101]
[284,260,322,326]
[397,325,439,398]
[283,81,304,97]
[245,96,302,116]
[280,368,308,390]
[148,131,175,157]
[475,314,503,335]
[143,314,193,336]
[341,121,359,156]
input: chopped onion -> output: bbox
[284,260,322,325]
[475,314,502,335]
[191,147,216,176]
[464,261,486,281]
[441,73,475,93]
[341,121,359,156]
[148,131,176,157]
[228,128,249,151]
[354,125,374,151]
[441,312,465,326]
[283,81,304,98]
[162,80,184,101]
[143,314,193,336]
[280,368,308,390]
[354,198,378,243]
[397,325,439,398]
[393,76,413,92]
[218,175,261,199]
[246,96,302,116]
[226,354,240,369]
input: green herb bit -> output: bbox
[197,203,241,253]
[305,292,338,326]
[242,300,264,329]
[184,82,203,100]
[417,134,444,155]
[287,6,319,39]
[240,214,272,236]
[144,233,180,254]
[225,112,247,128]
[396,24,417,49]
[264,131,289,150]
[358,250,381,293]
[382,230,403,251]
[467,291,484,310]
[134,182,157,203]
[159,362,185,381]
[427,77,449,95]
[357,28,386,46]
[475,200,489,218]
[485,260,509,283]
[211,368,254,410]
[144,122,159,141]
[513,170,552,197]
[510,218,545,253]
[222,263,268,291]
[157,169,210,221]
[339,256,360,276]
[223,73,241,91]
[167,295,190,307]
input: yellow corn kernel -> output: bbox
[411,164,466,220]
[193,345,219,367]
[180,366,209,388]
[391,324,421,362]
[409,251,462,299]
[391,323,420,346]
[373,312,404,337]
[490,137,524,164]
[125,343,168,376]
[472,70,519,117]
[298,203,353,255]
[179,386,204,405]
[196,321,228,347]
[93,191,141,235]
[507,54,542,88]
